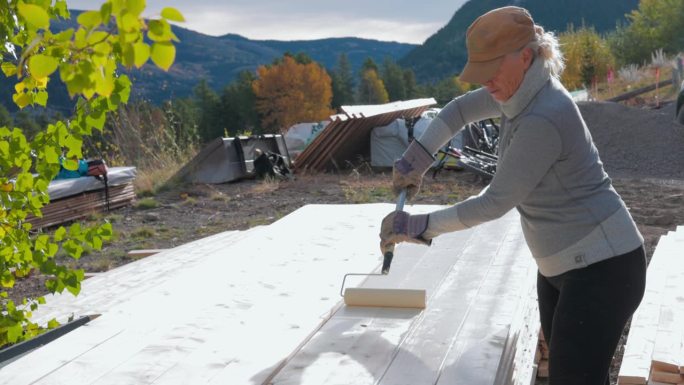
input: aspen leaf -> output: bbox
[54,227,66,242]
[7,324,22,342]
[29,55,59,79]
[151,42,175,71]
[161,7,184,22]
[133,42,150,68]
[1,62,17,77]
[77,10,102,28]
[125,0,145,16]
[18,3,50,29]
[1,272,15,289]
[34,90,48,106]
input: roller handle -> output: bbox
[382,190,407,275]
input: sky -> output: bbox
[65,0,469,44]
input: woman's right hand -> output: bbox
[392,139,434,200]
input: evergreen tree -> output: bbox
[221,71,259,136]
[361,57,379,73]
[358,58,389,104]
[382,58,407,102]
[0,104,12,128]
[331,53,355,109]
[164,98,199,149]
[403,69,420,99]
[14,110,40,139]
[193,79,223,142]
[432,76,464,106]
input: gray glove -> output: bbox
[379,211,431,254]
[393,139,434,200]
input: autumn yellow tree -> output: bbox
[253,54,334,133]
[560,25,615,90]
[358,58,389,104]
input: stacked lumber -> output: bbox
[1,206,542,385]
[1,205,406,384]
[618,226,684,385]
[269,209,540,385]
[26,183,136,229]
[294,98,436,172]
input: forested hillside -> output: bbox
[400,0,640,81]
[0,12,415,112]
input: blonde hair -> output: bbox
[526,25,565,79]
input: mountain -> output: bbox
[0,13,416,112]
[400,0,640,82]
[130,29,415,102]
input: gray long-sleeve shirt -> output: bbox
[418,58,643,277]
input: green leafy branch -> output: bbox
[0,0,183,347]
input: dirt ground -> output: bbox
[6,100,684,384]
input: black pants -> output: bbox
[537,246,646,385]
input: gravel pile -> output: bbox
[579,101,684,181]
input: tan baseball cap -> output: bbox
[459,6,536,84]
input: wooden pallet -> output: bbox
[26,183,136,229]
[618,226,684,385]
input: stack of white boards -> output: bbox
[27,167,137,229]
[1,204,540,385]
[618,226,684,385]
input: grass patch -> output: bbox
[88,258,115,272]
[247,216,273,228]
[131,226,156,239]
[105,213,125,223]
[211,192,230,202]
[135,197,159,210]
[341,182,391,204]
[249,178,281,194]
[181,196,198,206]
[132,148,197,195]
[107,248,128,260]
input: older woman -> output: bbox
[380,6,646,385]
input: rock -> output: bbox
[645,213,675,227]
[664,194,684,204]
[142,212,160,223]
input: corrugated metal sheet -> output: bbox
[294,98,437,172]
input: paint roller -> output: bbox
[339,190,427,309]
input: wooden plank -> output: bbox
[651,231,684,377]
[29,230,247,326]
[27,184,136,228]
[269,222,481,385]
[271,210,539,385]
[494,271,539,385]
[650,370,684,384]
[619,234,674,385]
[3,204,426,385]
[387,216,530,385]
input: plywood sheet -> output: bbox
[270,210,539,385]
[2,204,439,385]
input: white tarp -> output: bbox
[284,121,328,158]
[48,166,137,201]
[370,119,410,167]
[413,108,440,139]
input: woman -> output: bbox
[380,6,646,385]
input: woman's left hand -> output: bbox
[379,211,431,254]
